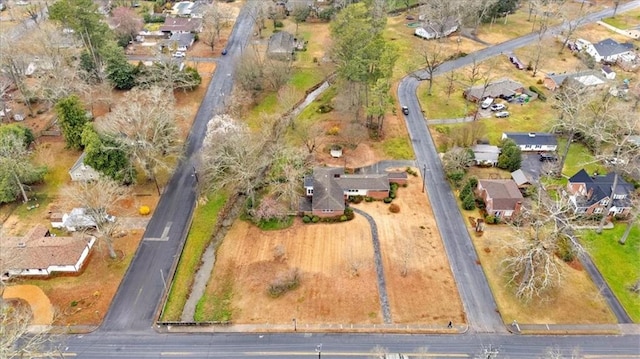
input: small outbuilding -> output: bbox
[69,152,100,182]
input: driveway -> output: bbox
[520,153,545,182]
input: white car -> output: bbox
[607,158,627,165]
[495,111,510,118]
[490,103,506,111]
[172,51,186,58]
[481,97,494,109]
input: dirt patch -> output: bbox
[201,172,465,325]
[2,285,54,325]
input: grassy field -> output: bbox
[161,192,228,321]
[581,225,640,322]
[601,8,640,29]
[380,136,414,159]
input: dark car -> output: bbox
[221,48,228,55]
[539,153,558,162]
[401,106,409,115]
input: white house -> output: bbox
[501,132,558,152]
[414,18,458,40]
[69,152,100,182]
[584,38,635,63]
[0,225,95,278]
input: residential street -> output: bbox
[59,0,640,356]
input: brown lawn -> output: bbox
[201,172,465,326]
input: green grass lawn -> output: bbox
[161,192,228,321]
[601,8,640,29]
[581,224,640,322]
[380,136,414,159]
[557,139,605,177]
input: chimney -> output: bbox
[514,201,523,214]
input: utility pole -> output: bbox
[422,163,427,193]
[316,344,322,359]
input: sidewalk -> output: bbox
[155,322,468,334]
[507,322,639,335]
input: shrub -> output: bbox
[349,195,364,204]
[528,85,547,101]
[556,237,576,262]
[365,196,374,202]
[462,193,476,210]
[406,167,418,176]
[311,216,320,223]
[327,126,340,136]
[485,215,497,224]
[390,183,399,191]
[383,197,393,204]
[302,215,311,223]
[447,170,465,184]
[139,205,151,215]
[267,268,300,298]
[340,215,348,221]
[344,207,355,220]
[389,203,400,213]
[274,21,284,28]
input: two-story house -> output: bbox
[566,169,634,216]
[476,179,524,219]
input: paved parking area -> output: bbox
[520,152,545,181]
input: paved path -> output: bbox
[352,207,391,324]
[354,160,416,174]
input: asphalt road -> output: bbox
[100,4,254,332]
[62,331,640,358]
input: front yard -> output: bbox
[581,225,640,322]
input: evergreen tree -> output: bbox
[497,139,522,172]
[55,95,88,150]
[82,125,135,184]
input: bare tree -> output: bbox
[502,193,581,302]
[619,191,639,245]
[442,147,474,174]
[269,146,310,211]
[418,0,466,40]
[110,6,144,43]
[62,177,130,259]
[247,1,269,38]
[295,121,324,154]
[99,87,183,194]
[199,114,274,204]
[418,41,445,96]
[0,301,63,359]
[0,35,35,115]
[200,3,233,52]
[577,100,640,234]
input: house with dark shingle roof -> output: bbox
[584,38,635,63]
[501,132,558,152]
[0,225,95,279]
[566,169,634,216]
[464,78,524,102]
[476,179,524,219]
[301,167,406,217]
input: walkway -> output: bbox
[352,207,392,324]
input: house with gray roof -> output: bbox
[501,132,558,152]
[159,17,203,34]
[584,38,636,63]
[464,78,524,102]
[476,179,523,219]
[162,32,195,52]
[471,144,500,167]
[414,18,459,40]
[566,169,634,216]
[301,167,406,217]
[267,31,296,61]
[69,152,99,182]
[543,70,606,91]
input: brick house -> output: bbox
[476,179,524,219]
[301,167,407,217]
[566,169,634,216]
[464,78,524,102]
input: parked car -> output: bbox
[495,111,510,118]
[539,153,558,162]
[172,51,186,58]
[401,106,409,115]
[509,55,525,70]
[221,48,227,55]
[481,97,494,109]
[490,103,506,111]
[607,157,627,165]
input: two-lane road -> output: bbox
[100,4,255,332]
